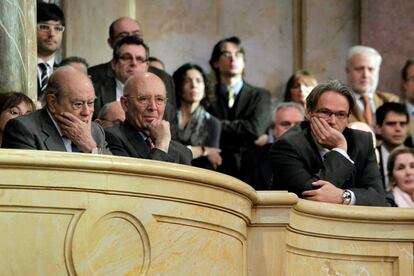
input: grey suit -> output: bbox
[2,108,111,155]
[270,121,386,206]
[105,120,192,165]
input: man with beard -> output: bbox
[36,2,65,100]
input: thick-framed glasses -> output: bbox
[37,23,65,32]
[127,95,168,107]
[221,51,243,59]
[119,54,148,64]
[315,108,349,120]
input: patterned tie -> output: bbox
[38,63,49,96]
[361,95,373,125]
[227,87,235,108]
[146,137,155,149]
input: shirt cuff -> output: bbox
[332,148,354,164]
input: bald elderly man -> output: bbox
[2,66,111,154]
[105,72,192,165]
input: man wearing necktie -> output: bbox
[36,2,65,100]
[345,45,399,127]
[104,72,192,165]
[2,66,111,155]
[207,36,271,179]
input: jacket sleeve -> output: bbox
[2,118,39,150]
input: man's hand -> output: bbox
[55,112,97,153]
[205,147,222,169]
[310,116,347,150]
[148,119,171,152]
[254,134,269,147]
[302,180,344,204]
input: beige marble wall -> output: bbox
[0,0,37,99]
[361,0,414,96]
[302,0,360,85]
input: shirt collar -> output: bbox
[37,56,55,69]
[219,80,244,97]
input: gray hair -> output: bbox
[273,102,305,123]
[347,45,382,67]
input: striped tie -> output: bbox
[38,63,49,96]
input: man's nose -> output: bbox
[80,103,92,115]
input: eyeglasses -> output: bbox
[384,121,408,127]
[37,23,65,32]
[127,95,168,107]
[315,108,349,120]
[119,54,148,64]
[220,51,243,59]
[278,121,301,128]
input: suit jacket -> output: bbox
[270,121,386,206]
[349,90,399,123]
[2,108,111,154]
[207,82,271,177]
[88,61,176,119]
[104,120,192,165]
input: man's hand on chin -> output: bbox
[55,112,97,153]
[309,116,347,151]
[301,180,344,204]
[148,119,171,153]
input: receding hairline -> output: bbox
[123,72,166,96]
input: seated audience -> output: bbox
[2,66,111,154]
[105,72,192,165]
[270,80,386,206]
[0,92,35,145]
[283,70,318,106]
[241,102,304,189]
[386,147,414,207]
[60,56,89,74]
[375,103,410,190]
[95,101,125,128]
[149,57,165,71]
[173,63,222,170]
[346,45,399,126]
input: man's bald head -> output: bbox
[121,72,167,131]
[108,17,143,48]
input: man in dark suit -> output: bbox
[241,102,305,190]
[207,36,271,179]
[88,17,176,118]
[270,80,386,206]
[2,66,111,155]
[36,2,65,100]
[375,103,410,190]
[105,72,192,165]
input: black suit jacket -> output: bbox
[88,61,176,119]
[105,120,192,165]
[207,82,271,177]
[270,121,386,206]
[2,108,111,154]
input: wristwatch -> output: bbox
[341,189,352,205]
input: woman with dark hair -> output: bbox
[0,92,35,145]
[283,70,318,105]
[387,146,414,207]
[173,63,222,170]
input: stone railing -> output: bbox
[0,149,412,275]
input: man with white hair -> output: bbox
[346,45,399,126]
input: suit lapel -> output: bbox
[234,83,250,118]
[122,121,150,157]
[39,108,67,151]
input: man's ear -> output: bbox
[95,118,103,126]
[374,124,382,135]
[111,59,117,71]
[46,93,57,113]
[120,96,128,113]
[107,38,114,49]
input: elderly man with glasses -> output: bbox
[2,66,111,155]
[36,2,65,100]
[104,72,192,165]
[270,80,386,206]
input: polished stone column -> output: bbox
[0,0,37,100]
